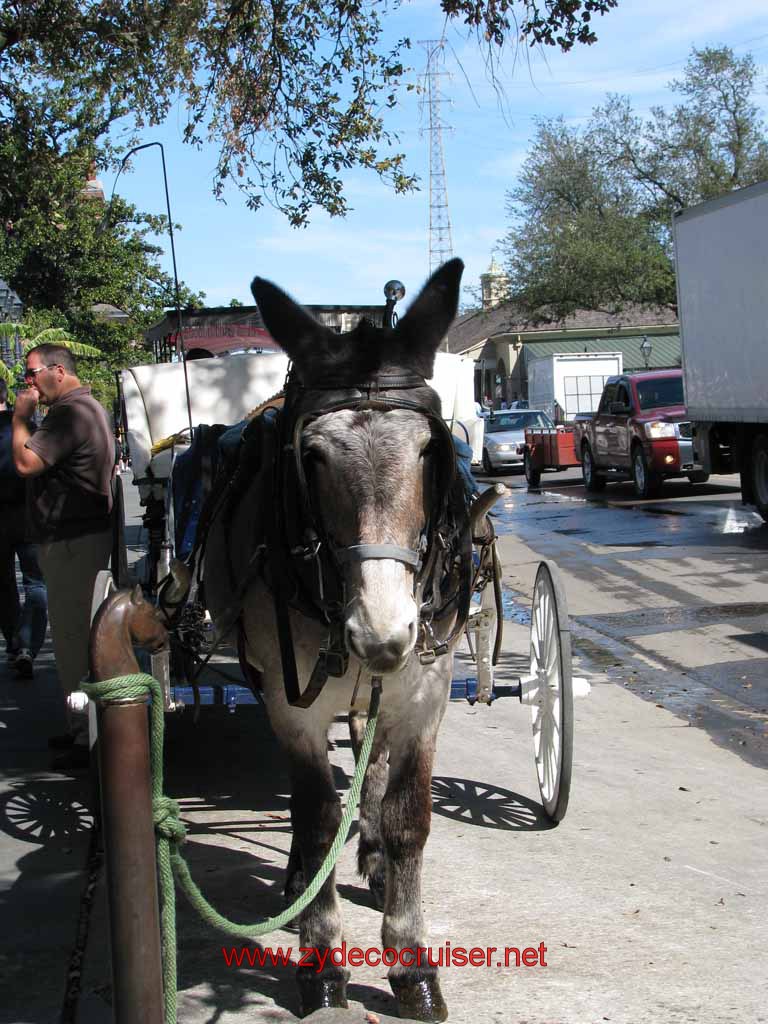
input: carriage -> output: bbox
[88,262,580,1022]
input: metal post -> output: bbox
[97,697,165,1024]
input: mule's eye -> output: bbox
[303,446,325,468]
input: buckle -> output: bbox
[290,532,321,561]
[321,649,348,677]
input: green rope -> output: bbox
[83,673,381,1024]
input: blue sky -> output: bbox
[106,0,768,313]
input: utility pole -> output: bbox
[419,39,454,275]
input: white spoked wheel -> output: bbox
[90,569,116,625]
[86,570,117,750]
[520,560,573,823]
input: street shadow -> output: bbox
[0,778,94,845]
[171,842,395,1023]
[430,776,554,831]
[0,777,96,1024]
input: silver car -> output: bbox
[482,410,555,474]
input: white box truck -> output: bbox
[527,351,623,422]
[673,181,768,520]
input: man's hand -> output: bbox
[12,393,46,477]
[14,386,39,420]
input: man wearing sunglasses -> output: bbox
[12,344,114,768]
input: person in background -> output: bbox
[0,379,48,678]
[12,344,114,766]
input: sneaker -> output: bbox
[14,649,33,679]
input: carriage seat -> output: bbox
[431,353,484,465]
[120,352,290,500]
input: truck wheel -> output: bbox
[687,471,709,485]
[632,445,662,499]
[581,444,606,492]
[482,449,496,476]
[751,434,768,521]
[524,450,541,488]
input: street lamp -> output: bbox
[640,335,653,369]
[103,142,193,435]
[383,279,405,329]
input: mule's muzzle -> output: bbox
[345,619,417,674]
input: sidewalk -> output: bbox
[0,614,94,1023]
[1,486,766,1023]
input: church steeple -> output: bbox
[480,257,509,310]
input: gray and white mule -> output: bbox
[203,259,466,1022]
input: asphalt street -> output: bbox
[481,467,768,770]
[1,468,766,1024]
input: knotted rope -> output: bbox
[83,672,381,1024]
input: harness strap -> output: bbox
[335,544,422,569]
[262,416,305,707]
[264,410,332,709]
[304,374,427,391]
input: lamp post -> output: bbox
[104,142,193,435]
[640,335,652,369]
[383,279,405,330]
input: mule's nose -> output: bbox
[346,620,416,673]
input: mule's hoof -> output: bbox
[297,965,349,1017]
[368,868,386,911]
[390,971,448,1023]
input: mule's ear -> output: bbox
[251,276,335,373]
[393,258,464,376]
[130,584,143,606]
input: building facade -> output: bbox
[445,301,680,408]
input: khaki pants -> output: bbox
[38,529,112,719]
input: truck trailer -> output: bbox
[527,351,623,423]
[673,181,768,521]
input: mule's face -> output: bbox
[303,408,433,673]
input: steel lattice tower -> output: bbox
[419,39,453,274]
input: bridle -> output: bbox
[265,367,475,706]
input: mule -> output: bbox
[203,259,469,1021]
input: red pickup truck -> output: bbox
[572,369,708,498]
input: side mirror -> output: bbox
[609,401,630,415]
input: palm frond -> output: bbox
[22,334,102,357]
[22,327,73,349]
[60,340,103,357]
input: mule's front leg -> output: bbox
[381,739,448,1023]
[289,746,347,1016]
[350,710,389,910]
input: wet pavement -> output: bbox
[482,467,768,769]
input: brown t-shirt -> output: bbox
[26,386,115,541]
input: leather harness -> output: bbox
[198,366,475,708]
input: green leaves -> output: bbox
[0,322,103,394]
[502,46,768,319]
[1,0,617,226]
